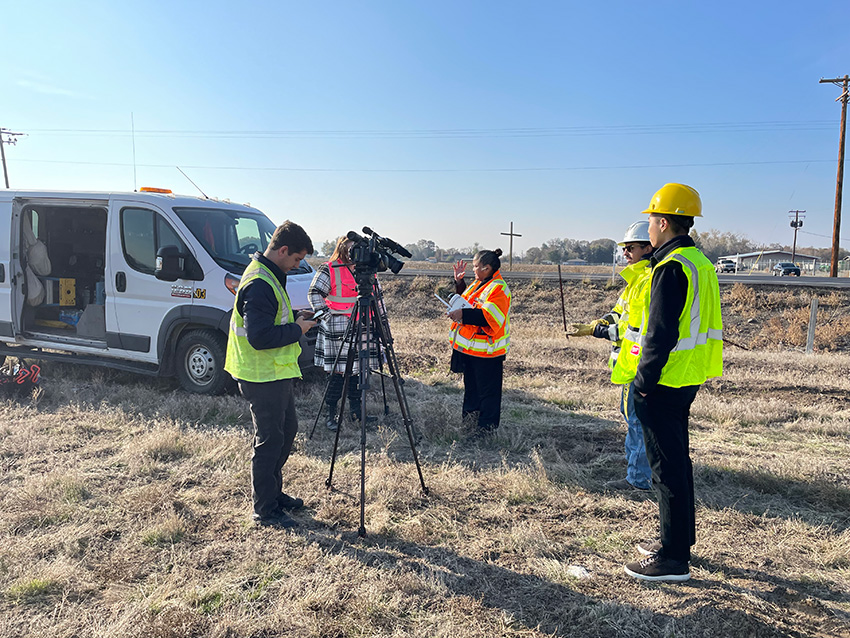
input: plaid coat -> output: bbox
[308,262,385,373]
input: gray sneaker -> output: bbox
[636,539,662,556]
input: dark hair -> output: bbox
[269,220,313,254]
[657,214,694,235]
[474,248,502,272]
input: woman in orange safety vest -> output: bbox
[448,248,511,436]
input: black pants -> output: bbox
[633,384,700,562]
[238,378,298,517]
[461,353,504,431]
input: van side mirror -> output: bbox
[155,245,203,281]
[155,245,185,281]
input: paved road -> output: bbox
[395,268,850,288]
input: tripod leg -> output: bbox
[325,307,359,490]
[358,297,370,537]
[310,309,357,440]
[370,295,429,495]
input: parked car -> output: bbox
[773,262,801,276]
[715,258,736,273]
[0,188,317,394]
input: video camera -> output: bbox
[347,226,411,275]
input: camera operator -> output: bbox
[308,235,384,430]
[447,248,512,437]
[224,221,317,529]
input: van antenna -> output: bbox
[176,166,209,199]
[131,112,137,191]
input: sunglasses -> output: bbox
[622,244,643,253]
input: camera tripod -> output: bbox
[309,266,428,537]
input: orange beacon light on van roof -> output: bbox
[139,187,173,194]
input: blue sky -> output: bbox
[3,1,849,254]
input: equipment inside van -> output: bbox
[0,190,315,394]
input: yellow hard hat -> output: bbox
[641,183,702,217]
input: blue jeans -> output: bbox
[620,382,652,489]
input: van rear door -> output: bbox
[0,197,20,338]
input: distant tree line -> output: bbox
[690,229,849,264]
[319,231,849,265]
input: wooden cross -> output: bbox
[500,222,522,271]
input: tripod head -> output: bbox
[347,227,407,276]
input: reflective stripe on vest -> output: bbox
[326,261,357,315]
[449,272,511,358]
[612,246,722,387]
[608,260,652,377]
[224,259,301,383]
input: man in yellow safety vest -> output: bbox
[618,184,723,582]
[225,221,317,528]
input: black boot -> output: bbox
[325,374,343,431]
[348,376,376,423]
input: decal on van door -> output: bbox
[193,288,206,299]
[171,284,193,298]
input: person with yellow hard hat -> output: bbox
[617,184,723,582]
[568,220,654,493]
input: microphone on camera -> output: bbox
[362,227,412,258]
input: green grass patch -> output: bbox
[6,578,57,602]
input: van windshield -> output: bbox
[173,207,277,274]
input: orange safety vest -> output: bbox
[326,260,357,315]
[450,271,511,358]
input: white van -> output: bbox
[0,189,316,394]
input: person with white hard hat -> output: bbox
[568,221,654,493]
[616,184,723,582]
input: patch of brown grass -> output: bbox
[0,276,849,637]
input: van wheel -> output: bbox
[175,329,229,395]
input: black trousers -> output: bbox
[461,353,504,431]
[238,378,298,517]
[633,384,700,562]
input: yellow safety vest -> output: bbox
[612,246,722,388]
[224,259,302,382]
[605,259,652,371]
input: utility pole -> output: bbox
[500,221,522,271]
[0,128,25,188]
[788,210,806,264]
[819,75,849,277]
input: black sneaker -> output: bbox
[350,410,377,424]
[636,539,662,556]
[277,493,304,511]
[252,511,298,529]
[326,417,339,432]
[624,554,690,582]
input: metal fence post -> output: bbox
[806,298,818,354]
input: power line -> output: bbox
[12,157,836,173]
[20,119,838,140]
[800,229,850,243]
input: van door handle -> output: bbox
[115,271,126,292]
[0,263,4,283]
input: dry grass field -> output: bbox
[1,275,849,637]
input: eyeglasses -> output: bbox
[622,244,641,253]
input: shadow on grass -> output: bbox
[297,526,824,638]
[696,465,850,531]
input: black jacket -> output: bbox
[633,235,694,394]
[236,254,302,351]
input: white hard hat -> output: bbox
[617,221,651,246]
